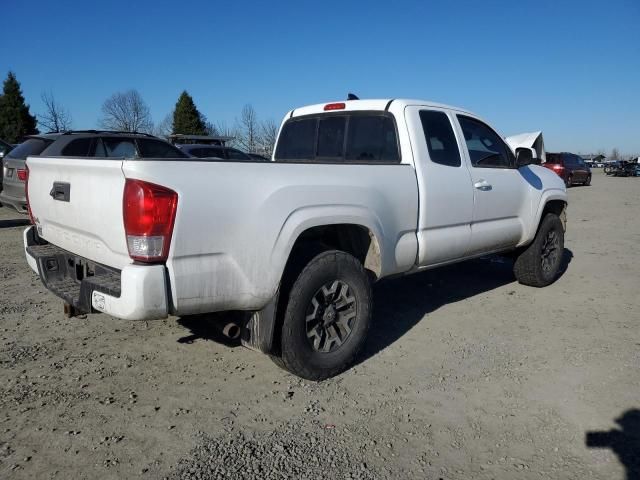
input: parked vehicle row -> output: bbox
[23,98,568,380]
[0,131,269,214]
[176,143,268,161]
[0,131,190,213]
[604,161,640,177]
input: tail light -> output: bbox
[123,179,178,263]
[24,165,34,224]
[17,169,28,181]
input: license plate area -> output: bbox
[26,235,122,313]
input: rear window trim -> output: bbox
[274,110,402,164]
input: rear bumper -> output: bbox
[24,226,168,320]
[0,191,27,214]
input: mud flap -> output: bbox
[240,289,279,354]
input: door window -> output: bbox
[419,111,461,167]
[226,148,252,160]
[61,138,93,156]
[457,116,513,168]
[102,138,137,158]
[137,138,187,158]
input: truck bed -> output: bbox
[26,157,419,316]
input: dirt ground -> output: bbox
[0,169,638,479]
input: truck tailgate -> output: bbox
[26,156,131,269]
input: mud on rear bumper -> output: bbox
[23,226,168,320]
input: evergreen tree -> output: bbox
[172,91,207,135]
[0,72,38,143]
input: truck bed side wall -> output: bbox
[122,161,419,315]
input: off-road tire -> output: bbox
[513,213,564,287]
[274,250,372,381]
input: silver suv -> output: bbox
[0,131,186,214]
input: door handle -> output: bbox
[474,180,492,191]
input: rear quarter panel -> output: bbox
[122,160,419,315]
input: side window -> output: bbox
[345,115,399,163]
[457,116,512,168]
[419,111,461,167]
[102,138,137,158]
[61,138,93,156]
[190,148,225,159]
[317,117,345,158]
[226,148,252,161]
[137,138,187,158]
[275,118,317,160]
[93,138,107,157]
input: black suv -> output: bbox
[0,131,187,214]
[543,152,592,187]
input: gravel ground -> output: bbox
[0,169,638,479]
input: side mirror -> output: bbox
[516,147,533,167]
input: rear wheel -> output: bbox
[565,175,573,188]
[273,250,372,381]
[513,213,564,287]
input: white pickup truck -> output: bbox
[24,99,567,380]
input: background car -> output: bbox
[0,138,16,201]
[0,131,186,214]
[0,138,12,158]
[543,152,592,187]
[1,134,61,213]
[176,144,259,161]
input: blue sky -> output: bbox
[2,0,639,154]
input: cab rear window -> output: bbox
[274,112,400,164]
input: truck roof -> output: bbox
[289,99,475,118]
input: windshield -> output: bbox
[7,138,53,159]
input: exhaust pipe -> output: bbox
[221,322,241,340]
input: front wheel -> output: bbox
[584,174,591,186]
[513,213,565,287]
[274,250,372,381]
[565,175,573,188]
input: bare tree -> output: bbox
[216,120,239,147]
[610,148,620,160]
[153,113,173,138]
[99,89,153,133]
[260,119,278,156]
[237,104,260,153]
[38,91,72,132]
